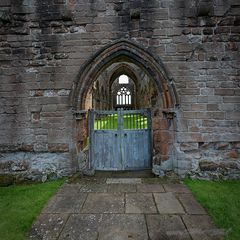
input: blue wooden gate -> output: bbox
[89,109,152,170]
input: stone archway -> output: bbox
[70,39,179,175]
[70,39,178,110]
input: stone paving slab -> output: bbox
[146,214,191,240]
[126,193,157,213]
[79,183,108,192]
[182,215,225,240]
[163,183,191,193]
[154,192,185,214]
[178,193,207,215]
[56,184,82,195]
[187,229,225,240]
[107,183,137,193]
[29,213,69,240]
[182,214,218,230]
[69,177,106,185]
[58,214,148,240]
[137,183,165,192]
[43,193,87,214]
[81,193,125,213]
[106,178,142,184]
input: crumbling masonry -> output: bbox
[0,0,239,183]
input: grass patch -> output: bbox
[0,179,65,240]
[94,114,147,130]
[94,114,118,130]
[184,179,240,240]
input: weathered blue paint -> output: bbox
[90,109,152,170]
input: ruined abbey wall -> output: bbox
[0,0,239,182]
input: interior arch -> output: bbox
[70,39,178,111]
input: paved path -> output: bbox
[29,178,224,240]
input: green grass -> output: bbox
[0,179,65,240]
[94,114,147,130]
[184,179,240,240]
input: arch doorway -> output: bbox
[71,40,178,173]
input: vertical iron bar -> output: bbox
[112,113,114,129]
[133,113,135,129]
[139,114,141,129]
[136,114,138,129]
[106,114,108,130]
[109,114,111,129]
[97,113,99,130]
[130,113,132,129]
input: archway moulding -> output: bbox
[108,63,139,88]
[70,39,179,111]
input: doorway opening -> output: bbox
[71,40,178,174]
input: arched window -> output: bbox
[116,87,131,105]
[119,74,129,84]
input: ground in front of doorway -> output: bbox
[29,176,225,240]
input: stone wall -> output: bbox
[0,0,239,181]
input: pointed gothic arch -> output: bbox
[109,63,139,88]
[70,39,178,111]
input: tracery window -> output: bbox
[116,87,131,105]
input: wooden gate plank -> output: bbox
[90,109,152,171]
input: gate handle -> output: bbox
[124,133,127,137]
[115,133,117,137]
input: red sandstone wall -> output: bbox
[0,0,239,179]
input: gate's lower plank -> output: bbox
[93,131,120,170]
[123,130,151,170]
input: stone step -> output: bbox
[106,178,142,184]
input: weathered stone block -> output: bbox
[177,133,203,142]
[54,53,69,59]
[199,161,219,171]
[34,143,48,152]
[215,89,235,96]
[215,142,229,150]
[180,143,199,152]
[225,150,239,159]
[0,0,10,6]
[234,142,240,149]
[181,95,198,103]
[48,130,69,144]
[54,0,66,4]
[48,144,69,152]
[223,96,240,103]
[177,43,193,53]
[226,112,240,120]
[154,131,172,143]
[191,103,207,111]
